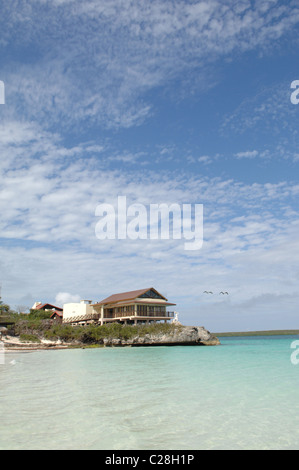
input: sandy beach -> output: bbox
[1,335,72,351]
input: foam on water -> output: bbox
[0,336,298,450]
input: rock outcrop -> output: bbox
[103,326,220,347]
[2,325,220,349]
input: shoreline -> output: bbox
[1,337,76,351]
[2,329,299,351]
[213,329,299,337]
[1,325,221,350]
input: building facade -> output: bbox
[63,288,176,325]
[63,300,99,325]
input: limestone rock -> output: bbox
[103,326,220,347]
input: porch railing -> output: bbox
[103,311,175,319]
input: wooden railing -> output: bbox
[103,311,175,319]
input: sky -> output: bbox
[0,0,299,332]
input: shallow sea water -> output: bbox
[0,335,299,450]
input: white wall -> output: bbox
[63,301,96,321]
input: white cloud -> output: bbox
[2,0,299,129]
[235,150,258,159]
[1,120,299,329]
[221,83,299,160]
[198,155,213,165]
[1,0,299,331]
[55,292,81,306]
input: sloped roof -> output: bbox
[34,303,63,312]
[50,310,63,318]
[94,288,169,305]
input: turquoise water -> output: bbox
[0,335,299,450]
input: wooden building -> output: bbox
[92,287,176,325]
[32,302,63,314]
[50,310,63,323]
[31,302,63,323]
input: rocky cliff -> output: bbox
[103,325,220,347]
[1,324,220,349]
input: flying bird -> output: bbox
[203,291,213,294]
[219,292,229,295]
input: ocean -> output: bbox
[0,335,298,450]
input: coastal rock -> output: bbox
[2,325,220,350]
[104,326,220,347]
[0,327,8,337]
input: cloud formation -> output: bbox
[1,0,299,130]
[1,1,299,331]
[1,119,299,330]
[55,292,81,307]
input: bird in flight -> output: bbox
[203,291,213,294]
[219,292,229,295]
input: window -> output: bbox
[139,289,164,300]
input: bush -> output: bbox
[20,333,41,343]
[0,300,16,317]
[44,324,81,342]
[28,309,52,320]
[12,317,182,345]
[0,303,11,314]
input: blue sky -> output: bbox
[0,0,299,331]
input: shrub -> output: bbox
[20,333,41,343]
[45,324,80,342]
[28,309,52,320]
[12,317,182,345]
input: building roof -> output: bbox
[34,303,63,312]
[50,310,63,318]
[94,287,171,306]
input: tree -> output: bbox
[0,303,11,315]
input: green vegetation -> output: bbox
[2,300,298,344]
[43,321,180,344]
[0,299,16,318]
[1,300,182,345]
[0,303,52,324]
[28,309,52,320]
[0,303,12,315]
[19,333,41,343]
[214,330,299,337]
[5,310,181,345]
